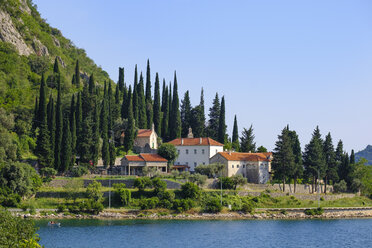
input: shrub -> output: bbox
[78,200,104,215]
[204,198,222,213]
[86,181,103,202]
[320,197,325,201]
[241,202,254,214]
[56,204,66,213]
[152,178,167,194]
[0,187,21,207]
[40,167,57,183]
[189,173,207,186]
[113,184,131,206]
[173,199,195,213]
[70,166,88,177]
[134,177,152,191]
[158,199,173,209]
[218,177,235,190]
[333,180,347,193]
[304,207,324,216]
[140,197,159,210]
[180,182,200,199]
[157,190,175,201]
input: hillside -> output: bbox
[355,145,372,165]
[0,0,111,159]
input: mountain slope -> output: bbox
[355,145,372,165]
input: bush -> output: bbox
[40,167,57,183]
[86,181,103,202]
[78,200,104,215]
[241,202,254,214]
[134,177,152,191]
[189,173,207,186]
[0,187,21,207]
[180,182,200,199]
[304,207,324,216]
[333,180,347,193]
[139,197,160,210]
[152,178,167,194]
[173,199,195,213]
[194,163,224,178]
[56,204,66,213]
[218,177,235,190]
[204,198,222,213]
[70,166,88,177]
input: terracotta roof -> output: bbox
[137,129,153,137]
[140,153,168,162]
[125,155,145,162]
[217,152,271,162]
[168,137,224,146]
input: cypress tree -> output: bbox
[180,90,192,137]
[75,92,83,142]
[36,75,54,168]
[32,97,39,133]
[350,150,355,164]
[118,67,124,93]
[161,86,169,141]
[108,82,114,131]
[323,132,337,192]
[109,137,116,168]
[101,97,110,168]
[92,102,100,166]
[74,60,80,87]
[240,125,256,152]
[190,105,204,138]
[47,95,55,157]
[112,84,120,121]
[69,95,76,151]
[168,82,172,135]
[303,126,326,193]
[199,88,205,136]
[232,115,239,151]
[169,72,181,140]
[82,82,91,119]
[217,96,226,144]
[79,115,93,164]
[121,85,128,119]
[137,72,147,129]
[53,57,59,74]
[145,60,153,129]
[272,127,295,191]
[153,73,161,136]
[288,128,303,193]
[124,97,135,152]
[161,79,166,112]
[54,74,63,171]
[102,134,110,168]
[206,93,220,140]
[60,117,72,173]
[133,66,139,125]
[88,74,95,94]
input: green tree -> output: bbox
[161,86,169,141]
[323,132,337,192]
[350,149,355,164]
[86,181,103,202]
[70,95,77,151]
[231,174,247,190]
[152,177,167,194]
[79,115,93,164]
[303,126,326,193]
[190,105,205,138]
[181,90,192,137]
[169,72,181,140]
[47,95,55,157]
[145,59,153,129]
[88,73,95,94]
[132,65,139,125]
[240,125,256,153]
[153,73,161,136]
[288,128,303,193]
[199,88,205,136]
[54,74,63,171]
[256,146,268,153]
[161,79,166,112]
[134,177,152,191]
[217,96,226,144]
[180,182,200,199]
[137,72,147,129]
[272,127,295,191]
[124,97,135,152]
[121,85,128,119]
[74,59,80,87]
[92,103,100,166]
[60,117,72,173]
[232,115,239,151]
[118,67,124,93]
[157,143,178,164]
[206,93,220,140]
[53,56,59,73]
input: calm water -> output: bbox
[36,219,372,248]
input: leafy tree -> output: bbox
[40,167,57,183]
[217,96,226,144]
[169,72,181,140]
[272,127,295,191]
[219,176,235,189]
[231,174,247,190]
[204,198,222,213]
[153,73,161,136]
[113,183,131,206]
[232,115,239,151]
[206,93,220,140]
[152,177,167,194]
[60,117,72,173]
[180,182,200,199]
[351,158,372,196]
[134,177,152,191]
[194,163,224,178]
[181,90,192,137]
[157,143,178,164]
[240,125,256,153]
[86,181,103,202]
[303,126,326,193]
[188,173,207,186]
[256,146,267,153]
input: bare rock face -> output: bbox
[32,38,49,56]
[52,35,60,47]
[0,9,33,56]
[19,0,31,15]
[56,56,66,68]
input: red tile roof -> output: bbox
[124,154,168,162]
[217,152,271,162]
[168,137,223,146]
[137,129,153,137]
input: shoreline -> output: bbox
[16,208,372,221]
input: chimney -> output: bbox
[181,138,184,145]
[199,137,202,144]
[229,150,232,155]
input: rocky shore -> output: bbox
[15,208,372,220]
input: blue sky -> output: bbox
[33,0,372,152]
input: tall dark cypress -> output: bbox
[54,74,63,171]
[92,102,100,166]
[101,96,110,168]
[74,60,80,87]
[112,84,120,121]
[206,93,220,140]
[161,79,166,112]
[109,136,116,168]
[61,117,72,173]
[232,115,239,151]
[124,97,135,152]
[169,72,181,140]
[180,90,192,137]
[168,82,172,133]
[323,132,337,192]
[153,73,161,136]
[108,82,114,131]
[75,92,83,143]
[47,95,55,157]
[118,67,124,93]
[132,65,139,125]
[69,95,76,151]
[350,150,355,164]
[145,60,153,129]
[88,74,95,94]
[217,96,226,144]
[161,86,169,141]
[32,97,39,133]
[53,57,59,74]
[36,75,54,168]
[138,72,147,129]
[199,88,205,136]
[121,85,128,119]
[79,115,93,164]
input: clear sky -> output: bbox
[33,0,372,153]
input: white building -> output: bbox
[209,152,272,184]
[168,130,224,171]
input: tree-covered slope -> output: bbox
[355,145,372,165]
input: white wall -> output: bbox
[174,145,223,171]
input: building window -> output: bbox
[243,164,245,168]
[202,149,205,154]
[237,165,239,168]
[178,150,180,154]
[194,149,197,154]
[194,162,197,167]
[186,162,188,165]
[203,162,206,165]
[186,149,189,154]
[232,165,234,168]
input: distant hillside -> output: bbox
[355,145,372,165]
